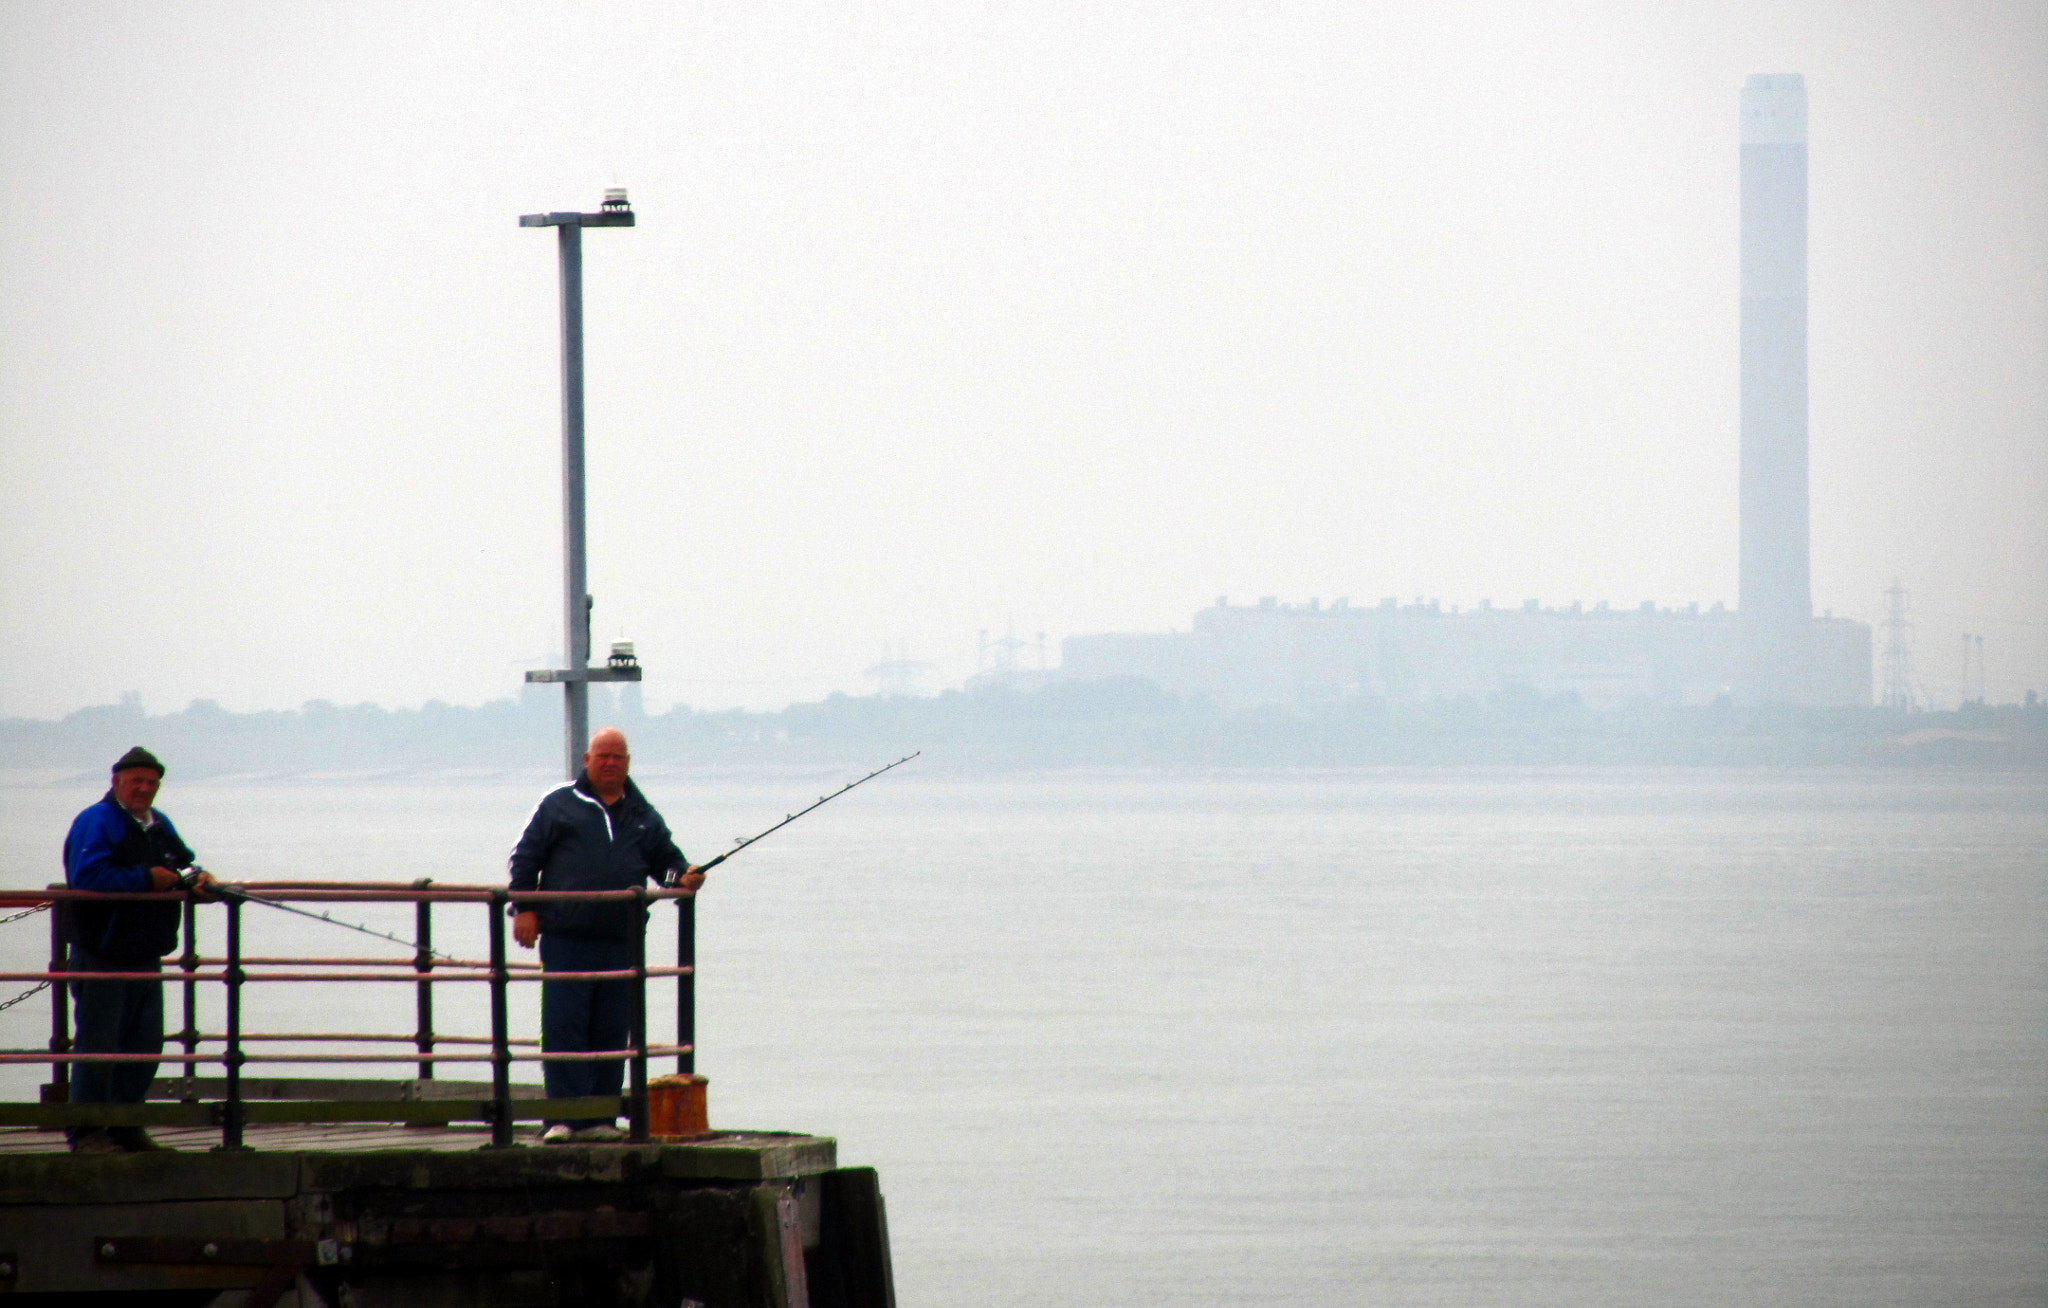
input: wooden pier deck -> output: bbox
[0,1119,530,1154]
[0,1120,828,1160]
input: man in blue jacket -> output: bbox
[509,728,703,1143]
[62,746,216,1153]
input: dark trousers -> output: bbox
[539,935,635,1128]
[68,948,163,1142]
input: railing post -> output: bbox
[413,878,435,1082]
[179,895,199,1087]
[629,888,649,1142]
[676,891,694,1076]
[216,896,247,1151]
[46,888,69,1108]
[487,891,513,1148]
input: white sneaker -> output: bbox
[568,1123,626,1143]
[540,1123,573,1145]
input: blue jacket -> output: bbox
[63,793,191,960]
[507,774,688,942]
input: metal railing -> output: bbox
[0,881,697,1149]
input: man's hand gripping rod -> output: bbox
[668,750,920,885]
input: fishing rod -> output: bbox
[177,870,465,963]
[677,750,921,881]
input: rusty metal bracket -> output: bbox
[94,1236,346,1308]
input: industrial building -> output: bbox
[1063,596,1870,712]
[1059,74,1871,712]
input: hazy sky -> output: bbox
[3,1,2043,716]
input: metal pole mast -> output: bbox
[558,222,589,780]
[521,191,639,780]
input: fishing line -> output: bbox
[181,872,463,963]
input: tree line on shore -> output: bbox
[4,681,2043,777]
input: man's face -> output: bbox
[584,733,630,792]
[111,767,161,816]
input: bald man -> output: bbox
[508,728,703,1143]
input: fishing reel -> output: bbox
[175,865,225,900]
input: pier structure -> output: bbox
[0,1127,885,1307]
[0,882,895,1306]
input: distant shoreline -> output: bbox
[6,681,2044,775]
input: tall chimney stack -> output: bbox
[1737,73,1813,702]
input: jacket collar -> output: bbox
[100,789,153,828]
[571,772,643,811]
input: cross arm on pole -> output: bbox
[519,212,635,228]
[523,667,642,683]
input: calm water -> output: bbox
[3,766,2043,1306]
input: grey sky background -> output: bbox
[2,1,2043,718]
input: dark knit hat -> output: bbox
[111,746,165,776]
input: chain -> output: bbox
[0,980,51,1013]
[0,903,55,1012]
